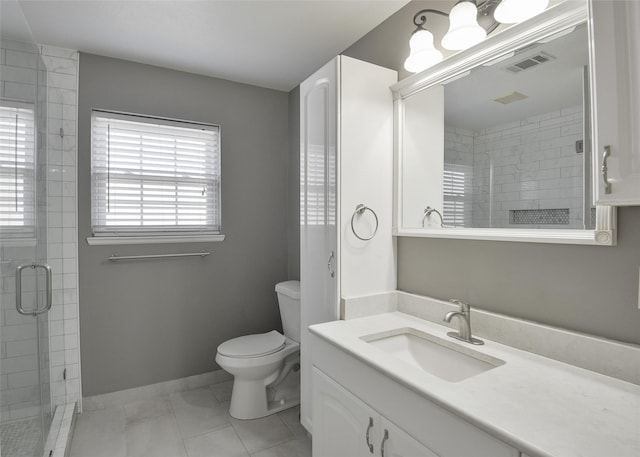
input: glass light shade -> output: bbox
[494,0,549,24]
[404,29,444,73]
[441,1,486,51]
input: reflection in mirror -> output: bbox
[417,24,592,230]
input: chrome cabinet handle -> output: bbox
[381,429,389,457]
[327,251,335,278]
[16,263,52,316]
[365,417,374,453]
[602,145,612,194]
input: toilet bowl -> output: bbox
[215,280,301,420]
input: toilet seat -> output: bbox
[217,330,285,358]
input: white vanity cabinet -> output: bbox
[312,367,381,457]
[313,367,439,457]
[311,332,521,457]
[590,0,640,205]
[381,417,439,457]
[300,56,397,432]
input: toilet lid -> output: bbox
[217,330,286,358]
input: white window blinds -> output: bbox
[0,101,36,239]
[443,163,473,228]
[91,110,220,236]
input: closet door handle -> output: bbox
[327,251,335,278]
[365,417,374,453]
[381,429,389,457]
[602,145,612,194]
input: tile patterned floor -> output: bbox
[69,381,311,457]
[0,416,42,457]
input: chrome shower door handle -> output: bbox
[327,251,335,278]
[602,145,612,194]
[15,264,30,315]
[16,263,53,316]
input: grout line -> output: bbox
[228,424,251,457]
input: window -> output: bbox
[0,101,36,240]
[301,144,336,226]
[91,110,220,238]
[443,163,473,228]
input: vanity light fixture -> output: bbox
[441,0,487,51]
[404,28,444,73]
[404,0,549,73]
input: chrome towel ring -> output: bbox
[351,204,379,241]
[422,206,444,228]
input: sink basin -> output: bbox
[361,327,505,382]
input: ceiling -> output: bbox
[14,0,410,92]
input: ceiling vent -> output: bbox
[504,52,556,73]
[493,91,529,105]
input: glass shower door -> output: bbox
[1,1,55,455]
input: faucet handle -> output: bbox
[449,299,469,313]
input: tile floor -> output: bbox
[0,416,42,457]
[69,381,311,457]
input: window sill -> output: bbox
[86,234,226,246]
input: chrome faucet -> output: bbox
[443,299,484,345]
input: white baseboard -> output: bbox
[82,370,232,411]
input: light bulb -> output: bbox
[441,1,487,51]
[403,29,444,73]
[494,0,549,24]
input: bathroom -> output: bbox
[0,0,638,456]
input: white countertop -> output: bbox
[309,312,640,457]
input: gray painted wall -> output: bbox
[78,53,290,396]
[397,208,640,345]
[286,0,640,345]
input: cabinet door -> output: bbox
[300,57,340,432]
[338,55,397,297]
[591,0,640,204]
[313,368,380,457]
[380,418,440,457]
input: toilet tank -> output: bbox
[275,280,301,343]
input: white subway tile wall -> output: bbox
[0,40,80,420]
[444,105,585,229]
[42,44,80,409]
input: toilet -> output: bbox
[215,280,301,420]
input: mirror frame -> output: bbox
[391,0,616,246]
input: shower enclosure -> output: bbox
[1,2,60,456]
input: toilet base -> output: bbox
[230,393,300,420]
[229,359,300,420]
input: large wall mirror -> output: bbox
[392,1,616,245]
